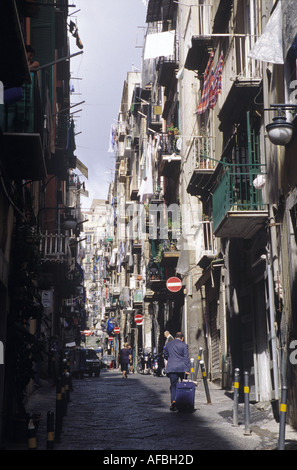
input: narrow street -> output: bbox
[6,367,297,455]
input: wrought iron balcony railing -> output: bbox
[188,135,216,172]
[0,72,43,135]
[212,164,268,237]
[40,231,70,263]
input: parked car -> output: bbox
[102,355,116,369]
[85,349,102,377]
[69,348,102,378]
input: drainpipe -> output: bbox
[184,293,188,343]
[267,253,280,400]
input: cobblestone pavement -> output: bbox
[4,368,297,454]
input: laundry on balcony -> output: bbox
[248,1,283,64]
[195,51,224,114]
[138,137,154,203]
[144,30,175,60]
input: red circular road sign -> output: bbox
[114,327,120,334]
[135,314,143,325]
[166,277,182,292]
[81,329,92,336]
[108,336,114,341]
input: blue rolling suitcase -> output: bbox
[175,380,196,412]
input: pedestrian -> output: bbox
[163,330,174,371]
[164,332,191,411]
[118,342,132,379]
[127,343,133,373]
[164,330,174,344]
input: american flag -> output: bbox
[195,51,224,114]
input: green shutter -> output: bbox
[30,5,55,67]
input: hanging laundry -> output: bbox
[144,31,175,60]
[138,136,154,203]
[195,51,214,114]
[108,124,117,153]
[195,51,224,114]
[248,1,283,64]
[210,52,224,109]
[69,20,84,50]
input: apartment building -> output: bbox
[0,0,87,444]
[104,0,297,428]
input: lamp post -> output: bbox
[266,104,297,146]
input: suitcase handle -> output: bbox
[181,378,198,386]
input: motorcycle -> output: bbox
[137,350,152,375]
[152,352,166,377]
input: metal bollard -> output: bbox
[278,386,288,450]
[233,368,240,427]
[61,374,67,417]
[55,377,63,443]
[195,347,203,380]
[190,358,195,381]
[65,371,71,403]
[47,410,55,450]
[27,415,37,450]
[200,360,212,404]
[243,371,251,435]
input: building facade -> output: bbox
[0,0,87,444]
[103,0,297,429]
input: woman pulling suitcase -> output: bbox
[164,332,192,411]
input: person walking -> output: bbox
[164,332,191,411]
[163,330,174,371]
[164,330,174,344]
[118,343,132,379]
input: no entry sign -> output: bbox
[135,314,143,325]
[114,327,120,334]
[166,277,182,292]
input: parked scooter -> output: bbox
[152,352,166,377]
[137,350,152,374]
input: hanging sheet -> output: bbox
[248,1,284,64]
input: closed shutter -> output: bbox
[240,287,258,401]
[30,7,55,66]
[30,6,55,98]
[209,298,220,381]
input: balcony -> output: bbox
[184,4,213,72]
[212,165,268,239]
[160,240,180,268]
[40,231,70,263]
[146,259,166,291]
[118,122,127,142]
[0,73,46,180]
[119,160,127,182]
[186,136,216,197]
[157,29,179,87]
[158,131,181,178]
[133,289,143,306]
[0,0,31,88]
[112,286,121,297]
[219,35,262,127]
[195,220,218,269]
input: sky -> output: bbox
[68,0,147,209]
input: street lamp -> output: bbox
[266,104,297,146]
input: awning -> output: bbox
[218,80,262,127]
[184,36,213,72]
[1,132,47,180]
[0,0,31,87]
[76,158,88,179]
